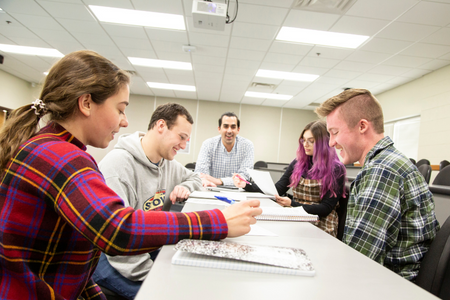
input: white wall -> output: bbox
[0,69,36,108]
[377,64,450,166]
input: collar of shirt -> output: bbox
[363,136,394,166]
[219,136,239,154]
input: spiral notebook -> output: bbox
[172,240,315,276]
[256,206,319,222]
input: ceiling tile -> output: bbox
[383,54,432,68]
[237,3,288,26]
[334,60,376,72]
[226,58,261,69]
[400,43,450,59]
[229,36,272,52]
[102,24,148,39]
[263,52,302,65]
[191,54,226,67]
[345,50,392,64]
[261,99,288,107]
[298,56,340,69]
[227,48,266,61]
[194,63,225,74]
[422,27,450,46]
[330,16,390,36]
[346,0,419,21]
[376,22,440,42]
[360,37,413,54]
[369,64,413,76]
[231,22,279,40]
[145,28,189,43]
[9,13,65,31]
[38,1,94,21]
[132,0,184,14]
[189,32,229,47]
[269,41,313,56]
[2,0,50,16]
[283,10,340,31]
[417,59,450,71]
[398,1,450,26]
[356,73,395,83]
[239,0,294,8]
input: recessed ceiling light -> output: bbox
[256,69,319,82]
[276,27,369,49]
[147,82,196,92]
[129,57,192,70]
[0,44,64,57]
[89,5,185,30]
[245,91,292,100]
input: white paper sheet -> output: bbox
[247,169,279,196]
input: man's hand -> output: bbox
[232,173,246,188]
[222,199,262,237]
[275,195,292,207]
[199,173,222,186]
[169,186,190,204]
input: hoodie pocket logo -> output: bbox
[143,190,165,211]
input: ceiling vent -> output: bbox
[293,0,357,14]
[249,82,277,92]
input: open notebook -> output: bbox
[172,239,315,276]
[257,206,319,222]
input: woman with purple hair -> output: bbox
[234,120,346,236]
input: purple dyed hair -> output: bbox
[289,120,346,198]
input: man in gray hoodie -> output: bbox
[92,103,202,299]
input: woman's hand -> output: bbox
[275,195,292,207]
[222,199,262,237]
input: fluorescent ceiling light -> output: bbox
[276,27,369,49]
[245,91,292,100]
[89,5,185,30]
[256,69,319,82]
[0,44,64,57]
[43,72,49,75]
[129,57,192,70]
[147,82,196,92]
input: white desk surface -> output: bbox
[135,198,438,300]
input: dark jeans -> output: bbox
[93,251,160,300]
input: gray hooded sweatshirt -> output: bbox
[99,131,202,281]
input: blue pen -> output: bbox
[214,196,235,204]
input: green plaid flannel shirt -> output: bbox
[344,136,439,281]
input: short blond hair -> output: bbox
[315,88,384,134]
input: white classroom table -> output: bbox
[135,197,439,300]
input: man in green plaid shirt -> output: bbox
[316,88,439,281]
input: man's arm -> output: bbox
[169,162,203,203]
[343,166,401,265]
[221,140,254,186]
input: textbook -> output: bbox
[172,239,315,276]
[256,206,319,222]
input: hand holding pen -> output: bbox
[232,173,251,188]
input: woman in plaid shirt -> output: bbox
[0,50,261,300]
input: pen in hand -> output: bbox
[235,174,252,185]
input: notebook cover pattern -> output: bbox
[172,240,315,276]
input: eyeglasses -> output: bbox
[300,139,315,146]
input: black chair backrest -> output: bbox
[254,161,268,169]
[418,164,432,184]
[409,158,417,165]
[415,216,450,300]
[433,165,450,186]
[185,162,196,169]
[416,158,431,167]
[336,184,350,241]
[440,160,450,171]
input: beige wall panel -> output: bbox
[377,64,450,166]
[0,69,33,108]
[239,105,281,163]
[278,109,318,164]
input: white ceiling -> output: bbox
[1,0,450,110]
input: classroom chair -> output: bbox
[416,159,431,167]
[185,162,196,170]
[336,185,349,241]
[415,215,450,300]
[440,160,450,171]
[418,164,432,185]
[433,165,450,186]
[409,158,417,165]
[254,161,268,169]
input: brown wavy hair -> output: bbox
[0,50,130,170]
